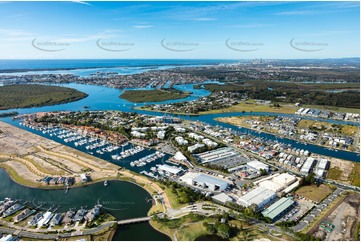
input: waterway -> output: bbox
[0,80,359,240]
[0,83,359,162]
[0,168,170,241]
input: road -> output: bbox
[166,201,230,219]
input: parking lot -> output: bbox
[229,164,260,179]
[293,188,344,232]
[211,155,248,169]
[278,198,315,223]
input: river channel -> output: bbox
[0,81,359,240]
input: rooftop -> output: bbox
[193,174,229,187]
[262,197,294,220]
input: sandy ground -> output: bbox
[325,194,360,241]
[0,122,58,155]
[328,157,355,183]
[0,121,172,210]
[0,121,118,186]
[4,159,43,181]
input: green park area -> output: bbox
[295,184,333,203]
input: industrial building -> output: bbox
[157,164,183,176]
[262,197,295,221]
[247,160,269,172]
[179,172,229,192]
[212,193,233,204]
[195,147,240,164]
[256,173,299,193]
[238,186,276,209]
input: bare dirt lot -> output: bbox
[312,193,360,241]
[327,157,359,186]
[0,121,119,187]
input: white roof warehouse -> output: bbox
[238,186,276,209]
[179,172,229,192]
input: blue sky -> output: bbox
[0,1,359,59]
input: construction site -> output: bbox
[0,121,119,188]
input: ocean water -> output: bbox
[0,59,237,70]
[0,59,238,77]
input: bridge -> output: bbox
[117,216,151,225]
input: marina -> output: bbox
[14,121,183,177]
[0,168,170,241]
[0,82,358,162]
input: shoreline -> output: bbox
[0,120,171,229]
[0,166,172,240]
[136,106,360,125]
[216,117,360,154]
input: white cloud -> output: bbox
[71,1,92,6]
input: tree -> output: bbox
[304,172,316,185]
[217,223,231,239]
[260,169,268,176]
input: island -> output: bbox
[120,88,191,103]
[0,84,88,110]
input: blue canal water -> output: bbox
[0,83,359,162]
[0,169,170,241]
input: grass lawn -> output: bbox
[162,186,185,209]
[176,222,210,241]
[201,101,298,114]
[297,120,358,137]
[150,218,211,241]
[148,203,164,216]
[349,163,360,187]
[295,184,333,203]
[327,167,343,181]
[229,220,295,241]
[341,125,359,136]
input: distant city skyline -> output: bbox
[0,1,359,59]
